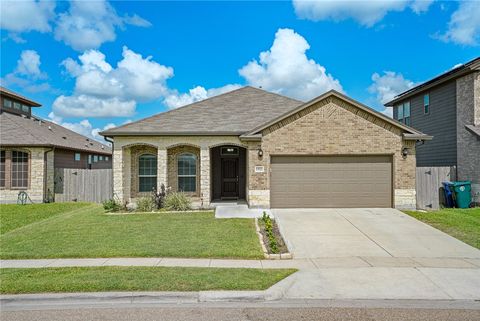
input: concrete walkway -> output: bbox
[1,256,480,269]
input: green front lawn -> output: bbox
[0,204,264,259]
[404,208,480,249]
[0,266,296,294]
[0,202,90,235]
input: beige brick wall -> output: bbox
[248,97,417,208]
[0,147,48,203]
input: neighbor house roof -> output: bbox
[242,90,432,141]
[0,112,111,154]
[101,86,303,136]
[0,86,42,107]
[385,57,480,107]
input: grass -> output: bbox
[0,202,90,235]
[404,208,480,249]
[0,204,264,259]
[0,266,296,294]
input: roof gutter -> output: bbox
[403,133,433,141]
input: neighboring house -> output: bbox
[0,87,112,203]
[101,86,430,210]
[385,57,480,195]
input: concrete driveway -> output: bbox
[273,208,480,260]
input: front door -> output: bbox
[221,158,239,198]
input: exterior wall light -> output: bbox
[258,149,264,157]
[401,147,409,158]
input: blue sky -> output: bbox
[1,0,479,140]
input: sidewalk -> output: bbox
[1,257,479,269]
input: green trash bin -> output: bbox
[450,181,472,209]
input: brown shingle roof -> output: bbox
[101,86,303,136]
[0,87,42,107]
[0,112,111,154]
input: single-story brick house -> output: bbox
[101,87,431,209]
[0,87,112,204]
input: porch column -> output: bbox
[200,148,210,207]
[157,148,167,192]
[113,148,127,203]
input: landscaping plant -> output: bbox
[164,192,192,211]
[102,199,121,213]
[136,196,157,212]
[261,211,279,254]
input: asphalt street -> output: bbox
[2,300,480,321]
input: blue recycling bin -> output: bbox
[442,182,455,208]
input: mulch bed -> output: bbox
[258,219,289,254]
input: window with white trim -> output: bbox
[395,101,411,126]
[178,153,196,192]
[74,153,81,161]
[424,94,430,114]
[138,154,157,192]
[11,150,28,188]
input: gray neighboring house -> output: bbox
[386,57,480,195]
[101,86,430,210]
[0,87,112,203]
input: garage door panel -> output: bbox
[270,156,392,208]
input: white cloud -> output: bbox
[48,113,128,143]
[0,0,55,33]
[52,95,136,118]
[437,1,480,46]
[238,28,342,101]
[164,84,241,109]
[16,50,45,78]
[293,0,433,27]
[368,71,416,117]
[54,46,173,117]
[54,0,151,51]
[0,50,50,92]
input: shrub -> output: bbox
[261,211,279,254]
[103,199,121,213]
[164,192,192,211]
[136,196,156,212]
[152,184,166,209]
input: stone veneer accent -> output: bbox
[247,97,417,209]
[0,147,49,203]
[113,136,244,205]
[456,72,480,197]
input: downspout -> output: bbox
[43,147,54,203]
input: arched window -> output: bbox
[178,153,196,192]
[138,154,157,192]
[11,150,29,188]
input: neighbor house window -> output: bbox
[395,101,410,126]
[138,154,157,192]
[93,155,98,162]
[424,94,430,114]
[0,151,5,188]
[99,156,103,161]
[88,155,92,164]
[11,151,28,188]
[74,153,81,161]
[178,153,196,192]
[3,99,12,108]
[13,102,21,110]
[21,104,29,113]
[105,156,109,161]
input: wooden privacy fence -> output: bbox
[54,168,113,203]
[416,166,456,210]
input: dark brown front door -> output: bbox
[221,158,239,198]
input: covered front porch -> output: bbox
[112,137,251,208]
